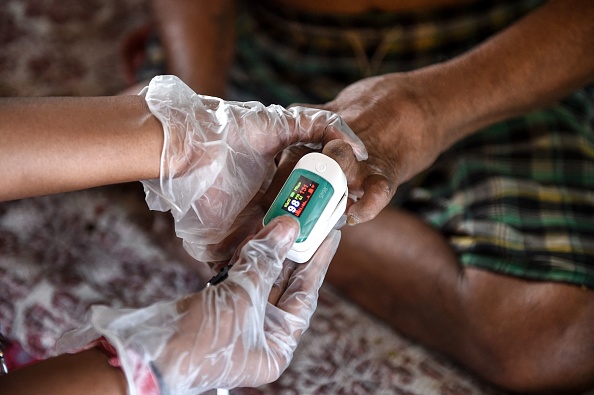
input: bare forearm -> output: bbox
[152,0,236,97]
[0,96,163,202]
[415,0,594,149]
[0,349,127,395]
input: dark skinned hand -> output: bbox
[266,72,447,226]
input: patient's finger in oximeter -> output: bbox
[264,153,347,263]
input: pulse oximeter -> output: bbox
[263,152,348,263]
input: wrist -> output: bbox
[380,72,452,155]
[405,66,490,152]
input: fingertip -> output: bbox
[322,140,356,170]
[229,215,300,284]
[346,175,394,225]
[322,139,353,158]
[346,198,382,225]
[346,199,383,225]
[346,213,361,226]
[265,215,301,245]
[322,140,366,191]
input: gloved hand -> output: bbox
[58,216,340,395]
[140,75,367,262]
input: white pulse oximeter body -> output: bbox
[263,152,348,263]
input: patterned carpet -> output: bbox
[0,1,590,394]
[0,0,148,97]
[0,189,504,395]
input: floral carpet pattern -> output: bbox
[0,0,148,97]
[1,1,592,394]
[0,189,504,395]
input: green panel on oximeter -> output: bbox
[264,169,334,243]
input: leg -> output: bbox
[327,207,594,394]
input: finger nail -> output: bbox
[346,214,360,226]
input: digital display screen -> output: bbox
[281,175,319,217]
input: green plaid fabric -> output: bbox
[409,90,594,288]
[231,0,545,106]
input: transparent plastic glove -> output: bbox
[58,216,341,395]
[140,75,366,262]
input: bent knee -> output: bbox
[458,269,594,393]
[477,342,594,394]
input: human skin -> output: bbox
[312,0,594,393]
[0,96,163,201]
[315,0,594,225]
[0,92,351,394]
[154,0,594,223]
[151,0,236,98]
[153,0,594,391]
[3,0,593,393]
[0,96,162,393]
[0,348,129,395]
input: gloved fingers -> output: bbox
[225,216,300,301]
[190,199,267,267]
[321,139,363,186]
[274,230,341,327]
[324,140,398,225]
[323,138,398,225]
[268,260,299,306]
[273,106,367,161]
[260,231,340,360]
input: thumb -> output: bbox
[226,216,300,298]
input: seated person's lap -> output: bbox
[407,89,594,290]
